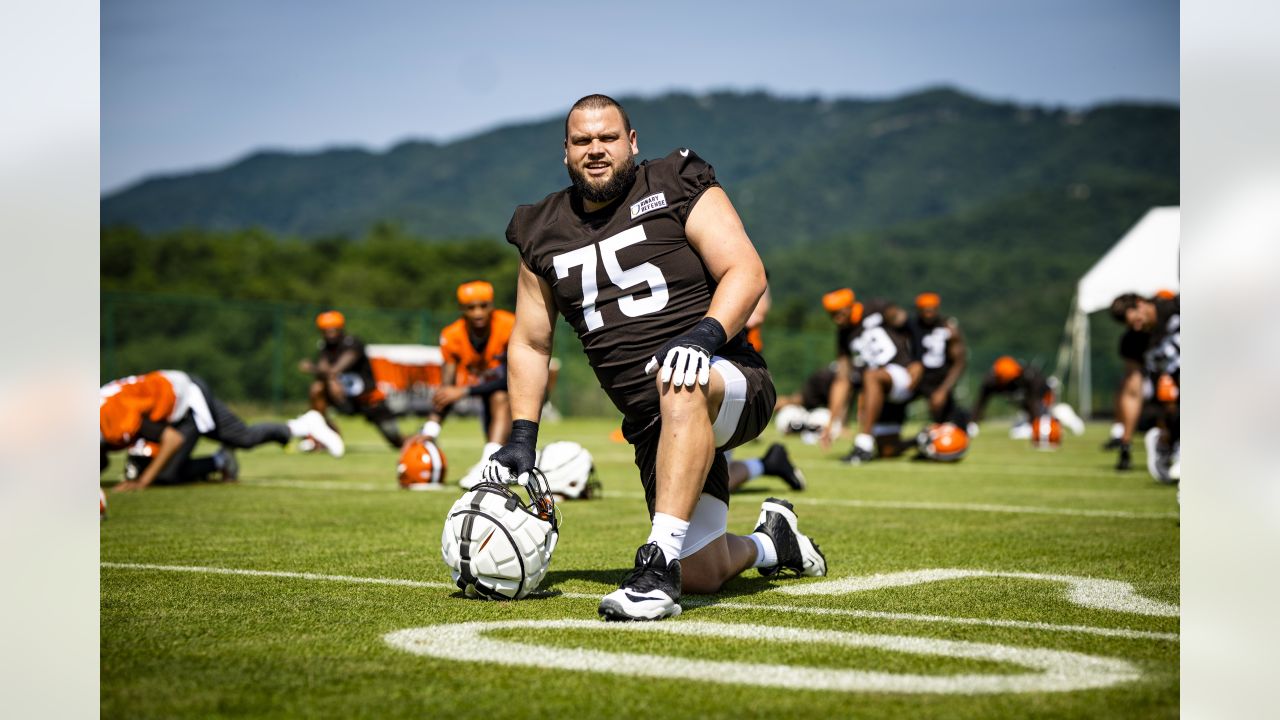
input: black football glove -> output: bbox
[644,317,728,387]
[482,419,538,485]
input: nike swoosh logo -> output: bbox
[624,592,665,603]
[679,148,689,157]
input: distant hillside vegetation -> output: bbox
[102,88,1177,411]
[101,87,1176,251]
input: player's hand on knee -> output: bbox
[482,419,538,485]
[644,317,727,387]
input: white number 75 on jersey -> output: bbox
[552,226,670,331]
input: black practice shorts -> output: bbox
[628,352,775,517]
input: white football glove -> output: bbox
[645,345,711,387]
[644,318,727,388]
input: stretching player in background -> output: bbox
[820,288,923,464]
[101,370,342,491]
[1109,292,1180,482]
[908,292,970,427]
[407,280,514,489]
[487,94,825,622]
[969,356,1051,433]
[1104,289,1177,470]
[299,311,404,449]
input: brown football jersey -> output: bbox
[506,148,757,426]
[836,299,914,369]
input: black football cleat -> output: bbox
[1115,443,1132,471]
[842,446,874,465]
[754,497,827,578]
[215,447,239,482]
[762,443,806,491]
[598,543,682,621]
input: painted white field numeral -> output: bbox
[553,225,669,332]
[385,619,1141,695]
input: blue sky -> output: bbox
[102,0,1178,193]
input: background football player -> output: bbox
[486,94,825,622]
[821,289,924,464]
[408,280,514,489]
[969,355,1052,434]
[1110,292,1180,482]
[299,310,404,449]
[101,369,341,491]
[908,291,970,427]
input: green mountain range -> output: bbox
[102,87,1176,251]
[101,87,1177,410]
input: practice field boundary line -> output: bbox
[101,562,1177,641]
[236,481,1177,520]
[608,491,1177,520]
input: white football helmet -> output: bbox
[441,469,559,600]
[535,441,600,500]
[773,404,809,436]
[801,407,833,446]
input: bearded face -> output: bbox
[567,151,637,204]
[564,105,639,205]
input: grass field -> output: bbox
[100,415,1179,718]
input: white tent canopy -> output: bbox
[1078,207,1181,313]
[1057,206,1180,417]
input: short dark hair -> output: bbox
[564,94,631,139]
[1109,293,1141,323]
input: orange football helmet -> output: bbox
[918,422,969,462]
[398,437,448,488]
[1031,414,1063,449]
[993,356,1022,385]
[1155,374,1179,403]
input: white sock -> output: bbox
[479,442,502,463]
[647,512,689,564]
[855,433,875,452]
[743,458,765,479]
[1109,422,1124,440]
[749,532,777,568]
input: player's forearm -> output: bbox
[972,390,991,422]
[329,350,358,374]
[1118,370,1143,439]
[705,262,766,338]
[506,341,550,423]
[939,360,965,395]
[134,426,184,489]
[828,374,851,425]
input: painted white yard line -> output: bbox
[606,491,1177,520]
[100,562,455,589]
[788,497,1178,520]
[102,562,1177,641]
[777,569,1179,616]
[859,463,1119,479]
[243,479,394,492]
[237,482,1176,519]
